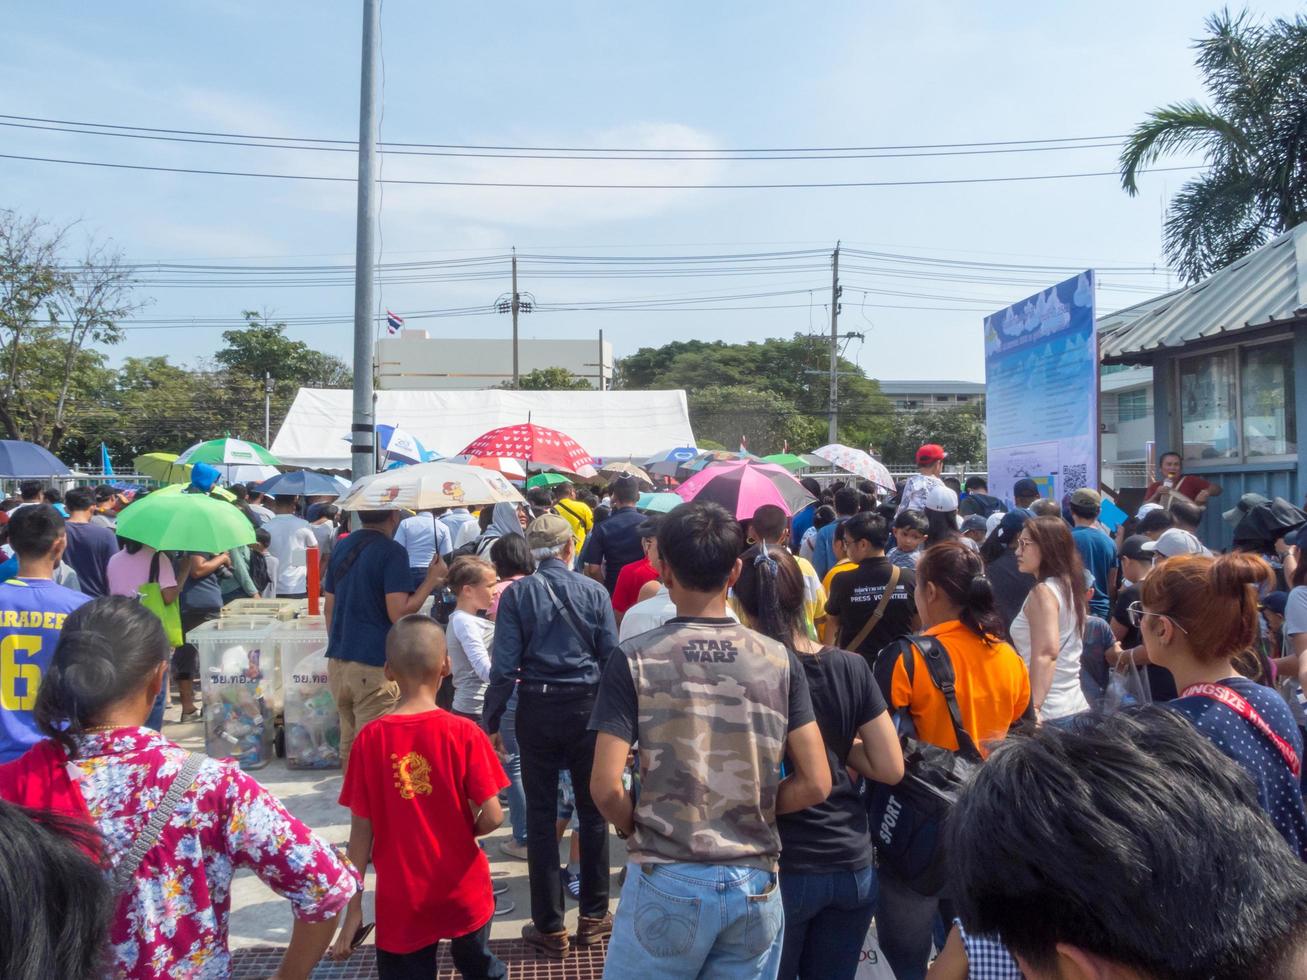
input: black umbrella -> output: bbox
[1232,497,1307,547]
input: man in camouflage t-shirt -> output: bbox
[590,501,829,978]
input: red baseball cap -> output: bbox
[916,443,948,464]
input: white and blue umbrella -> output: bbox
[645,446,698,478]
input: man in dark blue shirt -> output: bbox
[580,477,645,594]
[1067,488,1117,619]
[323,508,447,773]
[485,513,618,958]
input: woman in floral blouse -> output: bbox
[0,596,359,980]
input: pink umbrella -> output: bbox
[675,460,816,519]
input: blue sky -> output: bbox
[5,1,1300,381]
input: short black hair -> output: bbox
[526,487,554,509]
[843,512,890,551]
[1169,498,1204,528]
[812,505,836,530]
[893,509,929,533]
[93,486,115,503]
[657,502,742,593]
[8,505,65,559]
[254,527,272,547]
[359,509,396,526]
[800,477,821,497]
[611,477,641,505]
[1069,501,1100,521]
[951,708,1307,978]
[749,504,788,542]
[833,488,860,516]
[1137,509,1174,534]
[964,475,988,492]
[64,487,95,513]
[229,483,249,501]
[1160,450,1182,465]
[18,481,43,501]
[42,488,62,505]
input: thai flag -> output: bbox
[386,310,404,335]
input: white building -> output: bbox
[877,379,986,412]
[1100,365,1154,489]
[376,330,613,390]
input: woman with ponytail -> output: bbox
[871,540,1033,980]
[0,596,360,980]
[734,546,903,980]
[1139,553,1307,858]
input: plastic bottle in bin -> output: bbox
[202,640,274,770]
[283,642,341,769]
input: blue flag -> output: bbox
[100,443,114,476]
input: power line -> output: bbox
[0,151,1200,190]
[0,112,1132,154]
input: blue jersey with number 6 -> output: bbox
[0,577,91,763]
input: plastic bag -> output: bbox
[1103,664,1152,713]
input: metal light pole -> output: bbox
[511,247,520,386]
[349,0,380,482]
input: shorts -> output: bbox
[175,607,220,680]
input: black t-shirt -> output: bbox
[777,646,886,873]
[579,506,645,594]
[986,549,1036,630]
[825,557,916,664]
[1110,583,1178,702]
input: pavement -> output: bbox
[163,704,625,951]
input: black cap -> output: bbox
[1120,534,1152,561]
[994,509,1029,545]
[1013,478,1039,499]
[1264,591,1290,617]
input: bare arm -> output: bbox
[1024,584,1062,716]
[1294,634,1307,695]
[190,552,229,577]
[776,720,832,815]
[847,712,905,785]
[323,593,334,634]
[925,924,970,980]
[590,732,635,837]
[327,814,373,962]
[471,793,504,837]
[583,563,604,584]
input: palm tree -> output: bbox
[1120,9,1307,283]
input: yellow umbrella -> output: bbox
[134,452,193,484]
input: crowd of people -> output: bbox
[1,446,1306,980]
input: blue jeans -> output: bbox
[777,866,876,980]
[498,693,527,845]
[874,872,954,980]
[604,863,784,980]
[146,666,169,732]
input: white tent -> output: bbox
[271,388,696,470]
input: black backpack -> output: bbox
[248,549,271,596]
[866,635,984,897]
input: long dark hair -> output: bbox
[732,546,806,648]
[1021,516,1087,631]
[0,801,111,980]
[917,541,1008,642]
[926,508,961,548]
[34,597,170,754]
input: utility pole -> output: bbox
[263,372,273,446]
[349,0,380,483]
[828,242,841,444]
[599,329,606,390]
[511,247,520,386]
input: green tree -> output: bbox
[499,366,592,390]
[688,385,825,457]
[615,334,892,450]
[1120,9,1307,282]
[0,212,142,449]
[876,405,987,468]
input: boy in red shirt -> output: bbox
[329,614,509,979]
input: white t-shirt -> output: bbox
[446,609,494,715]
[1009,578,1089,720]
[1285,586,1307,638]
[618,586,739,642]
[262,515,317,595]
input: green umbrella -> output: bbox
[762,453,808,472]
[637,492,684,514]
[178,437,280,467]
[525,472,572,489]
[116,486,256,553]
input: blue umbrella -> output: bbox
[645,446,699,478]
[0,440,71,479]
[254,470,343,497]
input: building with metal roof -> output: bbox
[1099,222,1307,548]
[875,379,986,412]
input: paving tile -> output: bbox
[230,938,609,979]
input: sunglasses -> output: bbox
[1126,601,1189,634]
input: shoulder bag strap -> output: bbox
[112,751,204,894]
[332,529,382,582]
[1184,682,1301,778]
[917,635,985,764]
[847,564,901,652]
[539,573,596,656]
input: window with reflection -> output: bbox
[1241,341,1296,457]
[1179,350,1239,461]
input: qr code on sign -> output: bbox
[1062,464,1088,492]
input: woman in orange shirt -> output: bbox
[872,540,1032,980]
